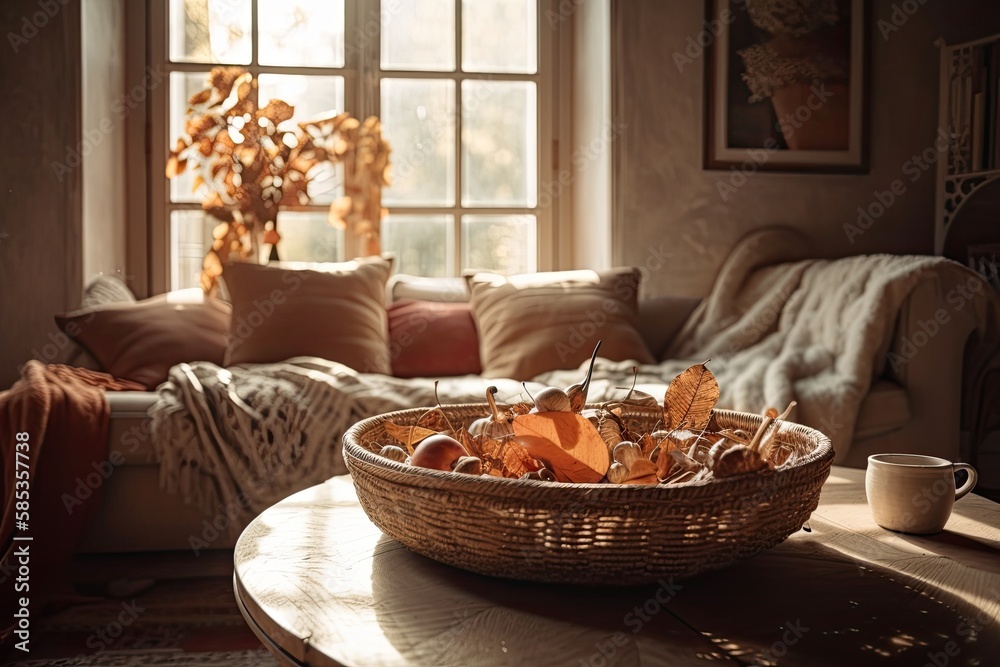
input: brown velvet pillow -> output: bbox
[388,300,482,378]
[55,290,231,389]
[223,258,392,373]
[467,268,655,380]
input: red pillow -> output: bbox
[388,300,482,378]
[55,291,231,389]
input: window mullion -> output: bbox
[250,0,259,72]
[452,0,464,276]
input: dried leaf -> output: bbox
[764,407,779,419]
[664,363,719,431]
[639,432,658,459]
[507,402,533,417]
[608,443,658,485]
[383,421,438,454]
[656,439,704,482]
[461,431,541,479]
[165,155,186,178]
[258,99,295,125]
[617,389,659,408]
[664,429,722,460]
[512,412,610,483]
[416,408,454,433]
[188,87,212,106]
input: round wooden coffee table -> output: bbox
[235,471,1000,667]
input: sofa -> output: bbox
[74,252,999,554]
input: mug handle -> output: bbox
[953,463,978,500]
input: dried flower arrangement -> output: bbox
[165,66,391,294]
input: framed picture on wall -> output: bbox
[703,0,870,173]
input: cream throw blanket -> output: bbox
[151,229,998,528]
[539,230,998,463]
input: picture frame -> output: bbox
[703,0,870,173]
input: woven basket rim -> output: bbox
[343,404,834,498]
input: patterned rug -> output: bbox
[9,650,276,666]
[3,551,278,667]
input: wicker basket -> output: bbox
[343,405,834,585]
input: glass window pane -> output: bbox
[462,0,536,74]
[258,0,345,67]
[169,71,213,204]
[169,0,251,64]
[382,215,454,277]
[273,211,343,263]
[461,215,535,274]
[170,210,214,290]
[381,79,456,207]
[381,0,456,71]
[462,80,537,207]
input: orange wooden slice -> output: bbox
[512,412,611,483]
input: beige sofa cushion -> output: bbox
[468,268,655,381]
[56,290,231,389]
[223,258,392,373]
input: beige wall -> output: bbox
[0,0,127,388]
[613,0,1000,298]
[571,0,613,270]
[0,0,83,388]
[81,0,126,283]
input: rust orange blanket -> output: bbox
[0,362,142,650]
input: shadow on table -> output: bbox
[893,529,1000,576]
[369,534,1000,667]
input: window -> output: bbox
[147,0,557,291]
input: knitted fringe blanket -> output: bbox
[150,360,534,532]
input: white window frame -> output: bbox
[135,0,565,294]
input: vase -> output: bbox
[268,218,280,262]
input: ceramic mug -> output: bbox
[865,454,978,534]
